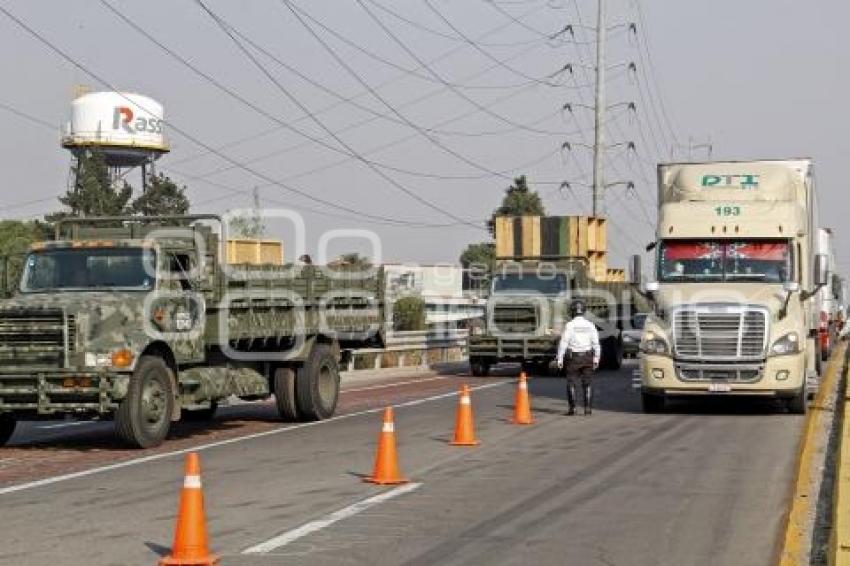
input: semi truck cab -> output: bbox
[633,159,828,414]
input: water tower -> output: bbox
[61,89,169,194]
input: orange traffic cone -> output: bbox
[450,384,481,446]
[512,372,534,425]
[159,453,219,566]
[365,407,409,485]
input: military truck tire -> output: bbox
[274,367,300,421]
[470,359,490,377]
[786,384,808,415]
[641,392,665,413]
[295,345,339,421]
[115,356,175,448]
[0,414,16,446]
[601,336,623,370]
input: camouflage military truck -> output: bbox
[0,215,384,448]
[467,259,635,376]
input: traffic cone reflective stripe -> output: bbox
[159,453,219,566]
[450,385,481,446]
[365,407,409,485]
[512,373,534,425]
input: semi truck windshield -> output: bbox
[21,248,155,292]
[659,240,791,283]
[492,273,568,295]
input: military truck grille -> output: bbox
[673,308,767,360]
[0,309,73,368]
[492,304,539,333]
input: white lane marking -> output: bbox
[0,381,509,496]
[242,483,422,554]
[343,375,448,393]
[37,422,98,430]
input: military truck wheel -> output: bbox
[601,336,623,370]
[115,356,174,448]
[641,392,665,413]
[274,367,300,421]
[470,358,490,377]
[786,384,808,415]
[0,414,16,446]
[295,345,339,421]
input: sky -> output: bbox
[0,0,847,272]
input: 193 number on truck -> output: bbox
[714,205,741,217]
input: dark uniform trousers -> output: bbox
[563,350,594,411]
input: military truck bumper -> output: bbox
[0,371,129,416]
[639,352,805,397]
[468,335,558,362]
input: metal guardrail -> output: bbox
[345,329,469,371]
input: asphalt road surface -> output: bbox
[0,361,803,565]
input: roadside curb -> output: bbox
[779,341,848,565]
[830,345,850,564]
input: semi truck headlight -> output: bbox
[640,331,670,355]
[771,332,800,355]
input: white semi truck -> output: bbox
[632,159,828,414]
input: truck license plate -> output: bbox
[708,383,731,393]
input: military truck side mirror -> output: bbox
[814,254,828,287]
[629,254,641,286]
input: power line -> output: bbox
[165,1,552,168]
[195,0,479,228]
[364,0,548,47]
[0,4,472,229]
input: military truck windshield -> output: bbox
[21,248,155,292]
[659,240,791,283]
[492,273,568,295]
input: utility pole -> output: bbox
[592,0,606,217]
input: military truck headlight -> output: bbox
[771,332,800,356]
[640,331,670,355]
[85,352,112,368]
[622,335,635,343]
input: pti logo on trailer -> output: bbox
[701,174,760,189]
[112,106,134,132]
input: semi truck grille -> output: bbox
[677,365,762,382]
[673,307,767,360]
[0,309,73,368]
[492,304,539,334]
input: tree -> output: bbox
[459,242,495,270]
[393,295,426,331]
[489,175,546,234]
[459,242,495,294]
[0,220,49,294]
[48,150,132,220]
[130,173,190,216]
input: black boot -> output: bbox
[583,383,592,415]
[566,383,577,415]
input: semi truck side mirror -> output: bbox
[629,254,641,286]
[814,254,828,287]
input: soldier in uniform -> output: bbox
[556,300,601,415]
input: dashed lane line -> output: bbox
[242,483,423,554]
